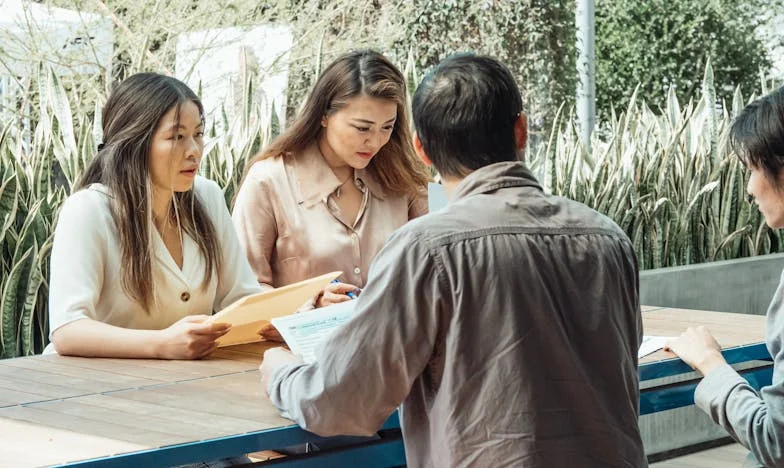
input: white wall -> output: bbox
[175,25,293,130]
[0,0,113,77]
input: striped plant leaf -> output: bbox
[0,246,34,358]
[19,243,42,356]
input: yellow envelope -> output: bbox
[208,271,342,347]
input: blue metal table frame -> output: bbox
[639,342,773,415]
[59,413,405,468]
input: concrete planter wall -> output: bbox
[640,253,784,316]
[639,253,784,459]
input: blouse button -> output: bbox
[353,267,361,275]
[180,291,190,302]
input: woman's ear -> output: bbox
[413,133,432,166]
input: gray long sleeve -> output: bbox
[694,271,784,467]
[267,162,646,467]
[267,229,442,437]
[695,364,784,466]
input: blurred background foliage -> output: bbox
[1,0,783,356]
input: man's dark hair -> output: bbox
[412,53,524,178]
[730,85,784,185]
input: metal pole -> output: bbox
[576,0,595,153]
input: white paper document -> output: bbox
[271,300,358,363]
[638,335,673,358]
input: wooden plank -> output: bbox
[0,356,166,388]
[0,384,81,408]
[26,396,240,443]
[0,404,184,447]
[89,355,259,380]
[112,373,291,428]
[25,355,231,382]
[0,366,126,400]
[0,417,146,467]
[71,393,275,436]
[641,308,766,364]
[0,346,290,465]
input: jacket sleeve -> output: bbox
[695,359,784,466]
[267,228,444,436]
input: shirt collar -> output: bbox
[451,161,543,202]
[292,143,387,207]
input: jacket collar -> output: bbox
[451,161,543,202]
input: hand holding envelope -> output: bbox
[206,271,341,347]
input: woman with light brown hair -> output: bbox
[232,49,430,308]
[47,73,261,360]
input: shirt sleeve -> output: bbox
[48,190,107,337]
[408,189,429,220]
[694,360,784,466]
[199,178,265,311]
[267,227,444,436]
[231,165,277,289]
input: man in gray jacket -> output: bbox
[260,53,646,468]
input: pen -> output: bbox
[331,279,360,299]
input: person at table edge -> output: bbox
[260,53,647,468]
[231,49,429,309]
[667,86,784,468]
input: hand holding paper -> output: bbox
[664,326,725,376]
[207,271,341,347]
[271,300,358,363]
[638,335,674,358]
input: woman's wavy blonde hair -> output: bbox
[243,49,430,197]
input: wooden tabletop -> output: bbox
[640,306,766,364]
[0,307,768,467]
[0,342,286,467]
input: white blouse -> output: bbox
[46,176,261,352]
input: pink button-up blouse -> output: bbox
[231,143,428,289]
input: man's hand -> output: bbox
[260,347,304,396]
[664,326,726,376]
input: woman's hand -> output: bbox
[155,315,231,360]
[316,281,361,308]
[665,326,726,376]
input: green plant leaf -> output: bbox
[1,246,34,358]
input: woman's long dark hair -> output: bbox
[77,73,221,311]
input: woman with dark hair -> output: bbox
[47,72,261,359]
[232,49,430,309]
[666,86,784,467]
